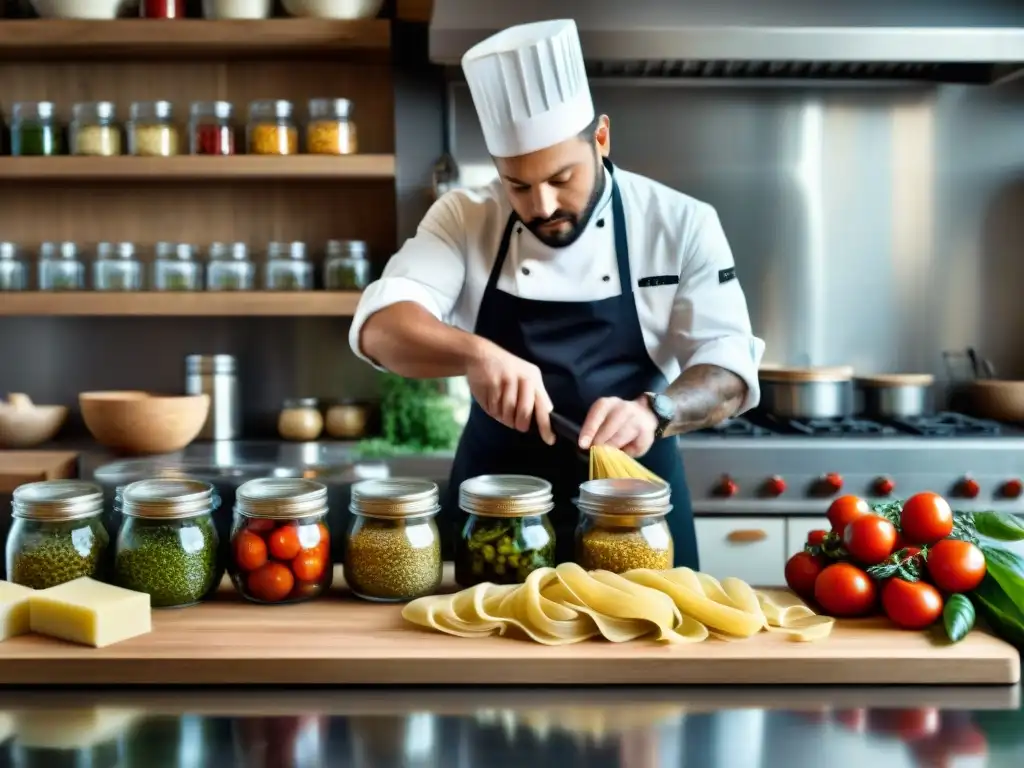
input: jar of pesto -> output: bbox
[6,480,109,590]
[113,478,222,608]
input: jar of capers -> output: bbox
[575,478,674,573]
[6,480,109,590]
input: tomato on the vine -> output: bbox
[926,539,986,593]
[843,515,898,565]
[882,578,944,630]
[806,529,829,547]
[785,551,825,599]
[900,492,954,544]
[826,495,871,535]
[814,563,877,617]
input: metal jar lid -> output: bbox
[458,475,554,518]
[575,478,672,518]
[186,353,237,376]
[118,478,218,520]
[12,480,105,522]
[235,478,327,520]
[350,478,439,520]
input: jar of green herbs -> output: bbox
[6,480,109,590]
[10,101,63,157]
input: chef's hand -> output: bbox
[466,339,555,444]
[579,396,659,458]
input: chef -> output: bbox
[349,19,765,567]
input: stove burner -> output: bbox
[769,417,898,437]
[892,411,1002,437]
[699,417,771,437]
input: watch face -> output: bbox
[652,394,674,421]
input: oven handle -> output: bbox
[726,529,769,544]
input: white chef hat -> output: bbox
[461,19,594,159]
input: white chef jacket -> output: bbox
[349,165,766,413]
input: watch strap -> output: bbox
[644,392,672,439]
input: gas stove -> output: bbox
[696,411,1006,438]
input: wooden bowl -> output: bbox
[0,395,68,449]
[963,380,1024,422]
[79,391,210,455]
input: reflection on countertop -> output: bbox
[0,686,1019,768]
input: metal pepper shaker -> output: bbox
[185,354,240,441]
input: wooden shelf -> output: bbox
[0,292,362,317]
[0,19,391,61]
[0,155,396,181]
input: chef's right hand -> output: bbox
[466,339,555,445]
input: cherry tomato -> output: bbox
[843,514,898,565]
[814,563,877,617]
[901,545,922,558]
[826,495,871,535]
[247,562,295,603]
[869,708,941,742]
[806,529,829,547]
[785,551,825,599]
[245,518,276,534]
[316,522,331,559]
[292,551,326,583]
[882,578,943,630]
[900,492,954,545]
[833,708,868,733]
[268,525,302,560]
[926,539,986,593]
[233,530,268,572]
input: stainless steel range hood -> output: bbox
[429,0,1024,84]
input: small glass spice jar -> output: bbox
[0,242,28,291]
[6,480,109,590]
[230,478,333,605]
[93,242,142,291]
[206,242,254,291]
[265,241,313,290]
[70,101,122,157]
[324,399,370,439]
[277,397,323,441]
[128,100,180,157]
[323,239,370,290]
[345,478,442,602]
[455,475,556,588]
[189,100,234,156]
[113,479,223,608]
[306,98,358,155]
[10,101,62,157]
[38,241,85,291]
[153,242,202,291]
[575,478,674,573]
[247,99,297,156]
[140,0,183,17]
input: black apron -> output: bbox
[442,160,698,568]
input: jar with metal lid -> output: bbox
[93,242,142,291]
[230,478,332,604]
[0,242,28,291]
[265,241,313,290]
[455,474,555,587]
[324,399,370,439]
[153,242,202,291]
[306,98,358,155]
[186,353,241,441]
[10,101,62,156]
[323,239,370,290]
[128,100,180,157]
[5,480,109,590]
[189,100,235,156]
[247,99,297,156]
[574,478,673,573]
[277,397,323,441]
[38,241,85,291]
[113,479,223,608]
[70,101,121,157]
[206,242,254,291]
[345,478,442,602]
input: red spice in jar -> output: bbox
[193,124,235,156]
[141,0,182,18]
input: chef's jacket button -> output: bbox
[602,275,610,282]
[516,227,523,234]
[597,219,606,228]
[522,267,530,276]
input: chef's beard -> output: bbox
[524,150,606,248]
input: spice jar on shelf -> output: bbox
[265,241,313,290]
[38,241,85,291]
[229,478,333,605]
[128,100,180,157]
[323,239,370,290]
[153,242,202,291]
[575,478,674,573]
[10,101,62,157]
[93,242,142,291]
[0,242,28,291]
[70,101,121,157]
[277,398,323,441]
[189,100,235,156]
[306,98,358,155]
[141,0,183,17]
[113,479,223,608]
[324,399,370,439]
[247,99,298,156]
[345,478,443,603]
[6,480,109,590]
[206,241,254,291]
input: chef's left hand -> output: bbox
[579,396,659,458]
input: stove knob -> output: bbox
[764,475,786,497]
[874,476,896,497]
[716,475,739,498]
[1001,479,1023,499]
[957,477,981,499]
[821,472,844,495]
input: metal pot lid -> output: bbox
[759,365,855,383]
[855,373,935,387]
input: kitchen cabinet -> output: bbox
[694,517,786,587]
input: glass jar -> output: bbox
[247,99,297,156]
[324,399,370,439]
[128,100,180,157]
[113,479,223,608]
[229,478,332,604]
[153,242,202,291]
[323,239,370,290]
[0,242,28,291]
[277,397,323,441]
[93,242,142,291]
[189,100,234,156]
[345,478,442,602]
[38,241,85,291]
[306,98,358,155]
[10,101,62,157]
[265,241,313,290]
[141,0,183,16]
[455,475,555,587]
[5,480,109,590]
[70,101,121,157]
[574,478,674,573]
[206,242,254,291]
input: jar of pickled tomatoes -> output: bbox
[229,478,332,604]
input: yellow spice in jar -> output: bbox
[74,125,121,157]
[306,120,358,155]
[131,125,179,157]
[345,519,442,601]
[250,124,298,155]
[578,528,673,573]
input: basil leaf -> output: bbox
[974,511,1024,542]
[981,545,1024,609]
[943,593,975,643]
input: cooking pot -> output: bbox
[856,374,934,419]
[758,366,854,420]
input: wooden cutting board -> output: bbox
[0,451,79,494]
[0,568,1016,686]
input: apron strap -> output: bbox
[605,159,633,294]
[484,212,519,294]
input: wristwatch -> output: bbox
[643,392,674,439]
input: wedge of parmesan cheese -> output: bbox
[0,581,34,641]
[30,577,151,648]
